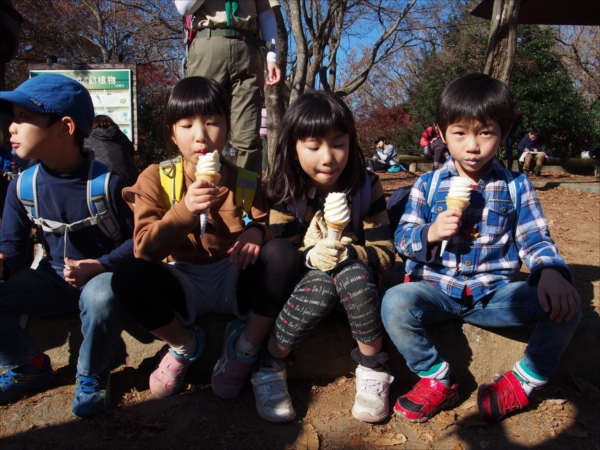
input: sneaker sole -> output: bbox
[352,406,389,423]
[394,392,459,423]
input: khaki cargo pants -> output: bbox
[187,34,265,175]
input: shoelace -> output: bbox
[76,374,108,394]
[498,383,521,412]
[357,378,385,396]
[253,371,288,401]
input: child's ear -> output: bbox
[59,116,77,138]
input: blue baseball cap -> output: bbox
[0,74,94,136]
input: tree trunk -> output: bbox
[264,6,289,177]
[289,0,308,104]
[483,0,521,85]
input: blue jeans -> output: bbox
[381,280,581,378]
[0,263,124,375]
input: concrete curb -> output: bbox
[531,181,600,195]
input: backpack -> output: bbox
[286,171,372,242]
[386,169,522,235]
[0,0,22,65]
[16,160,122,246]
[158,156,257,224]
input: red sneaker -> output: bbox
[477,371,529,422]
[393,378,459,423]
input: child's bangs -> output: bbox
[172,87,227,121]
[293,98,350,141]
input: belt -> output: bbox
[193,27,274,51]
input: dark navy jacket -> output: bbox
[0,156,134,277]
[518,135,543,152]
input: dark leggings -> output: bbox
[504,137,516,170]
[273,261,383,350]
[111,238,299,331]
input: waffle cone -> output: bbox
[196,173,221,185]
[326,220,348,241]
[446,197,469,212]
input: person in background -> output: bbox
[502,110,522,171]
[84,115,138,184]
[519,128,546,176]
[420,124,448,170]
[175,0,281,176]
[367,136,403,172]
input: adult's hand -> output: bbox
[266,61,281,86]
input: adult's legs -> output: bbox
[504,137,515,170]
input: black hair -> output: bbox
[164,77,230,157]
[47,113,86,152]
[93,115,117,130]
[267,91,366,205]
[435,73,515,140]
[529,127,541,136]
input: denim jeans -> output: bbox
[381,280,581,378]
[0,263,124,375]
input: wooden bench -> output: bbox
[397,155,598,176]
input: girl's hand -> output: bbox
[63,258,106,288]
[427,209,462,243]
[538,268,581,323]
[308,239,347,272]
[303,210,328,247]
[228,227,264,269]
[183,180,219,215]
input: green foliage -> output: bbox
[400,19,599,155]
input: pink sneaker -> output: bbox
[149,326,204,398]
[211,320,257,399]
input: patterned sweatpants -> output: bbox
[273,261,383,350]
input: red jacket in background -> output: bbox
[420,126,440,148]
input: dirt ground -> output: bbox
[1,171,599,450]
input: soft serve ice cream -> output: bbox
[196,150,221,239]
[440,176,473,255]
[323,192,351,241]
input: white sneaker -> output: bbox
[352,364,394,423]
[251,367,296,423]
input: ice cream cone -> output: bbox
[440,197,470,255]
[445,197,469,212]
[326,220,348,241]
[196,173,221,185]
[195,173,221,239]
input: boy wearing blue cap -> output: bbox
[0,74,135,417]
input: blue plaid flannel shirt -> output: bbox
[395,157,572,300]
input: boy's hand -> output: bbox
[266,61,281,86]
[227,227,264,269]
[308,239,347,272]
[0,252,5,279]
[183,180,219,215]
[427,209,462,243]
[538,268,581,323]
[303,210,328,247]
[63,258,106,288]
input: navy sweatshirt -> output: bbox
[0,156,134,277]
[518,135,543,152]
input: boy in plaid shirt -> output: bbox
[382,74,581,423]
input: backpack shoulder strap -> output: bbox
[16,163,41,220]
[505,170,522,239]
[87,161,122,246]
[159,157,185,210]
[235,167,258,223]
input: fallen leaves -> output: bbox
[295,424,320,450]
